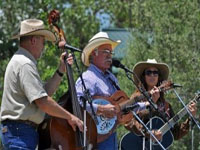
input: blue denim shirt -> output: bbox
[75,64,146,114]
[76,64,119,114]
[75,64,146,150]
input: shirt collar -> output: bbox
[18,47,37,65]
[89,64,111,77]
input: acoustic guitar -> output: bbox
[94,80,175,143]
[119,92,200,150]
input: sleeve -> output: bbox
[133,102,147,112]
[19,64,48,103]
[75,77,98,114]
[169,104,190,140]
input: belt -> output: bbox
[1,119,38,129]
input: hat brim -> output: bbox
[133,61,169,85]
[11,29,56,42]
[81,37,121,66]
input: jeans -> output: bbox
[1,121,38,150]
[97,132,118,150]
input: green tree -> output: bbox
[115,0,200,149]
[0,0,200,149]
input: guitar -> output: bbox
[120,92,200,150]
[93,80,175,143]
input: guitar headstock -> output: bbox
[158,80,175,92]
[194,91,200,102]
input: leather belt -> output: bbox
[2,119,38,129]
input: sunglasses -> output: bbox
[145,70,159,76]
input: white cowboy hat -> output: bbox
[81,32,121,66]
[11,19,56,42]
[133,59,169,84]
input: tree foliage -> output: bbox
[0,0,200,149]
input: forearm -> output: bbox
[35,96,72,121]
[44,70,62,96]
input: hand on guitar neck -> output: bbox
[188,101,197,116]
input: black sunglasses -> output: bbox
[145,70,159,76]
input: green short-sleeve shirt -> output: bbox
[0,47,48,124]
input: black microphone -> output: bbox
[173,83,182,88]
[64,44,82,52]
[112,58,132,73]
[123,104,140,112]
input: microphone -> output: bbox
[112,58,132,73]
[123,104,140,112]
[64,44,82,52]
[173,83,182,88]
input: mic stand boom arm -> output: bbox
[125,69,158,111]
[173,89,200,130]
[112,59,158,110]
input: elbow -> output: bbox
[34,96,49,112]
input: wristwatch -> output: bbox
[56,69,63,77]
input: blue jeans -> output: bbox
[1,121,38,150]
[97,132,118,150]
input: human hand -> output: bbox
[150,86,160,103]
[58,40,66,49]
[97,104,117,118]
[151,130,162,142]
[67,114,84,132]
[188,101,197,116]
[58,52,73,74]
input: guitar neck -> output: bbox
[160,98,198,135]
[160,107,187,135]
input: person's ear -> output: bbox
[92,49,98,56]
[30,36,36,45]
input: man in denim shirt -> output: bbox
[76,32,146,150]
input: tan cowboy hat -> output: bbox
[133,59,169,84]
[81,32,121,66]
[11,19,56,42]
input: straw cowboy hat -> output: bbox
[12,19,56,42]
[133,59,169,84]
[81,32,121,66]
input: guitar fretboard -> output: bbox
[160,95,199,135]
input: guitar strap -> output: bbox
[107,77,121,90]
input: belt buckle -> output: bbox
[1,126,8,133]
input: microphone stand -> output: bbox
[190,119,195,150]
[132,111,166,150]
[121,68,158,111]
[69,51,98,150]
[121,68,165,150]
[173,89,200,130]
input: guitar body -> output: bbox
[120,91,200,150]
[93,90,133,143]
[120,132,144,150]
[145,117,174,150]
[120,117,174,150]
